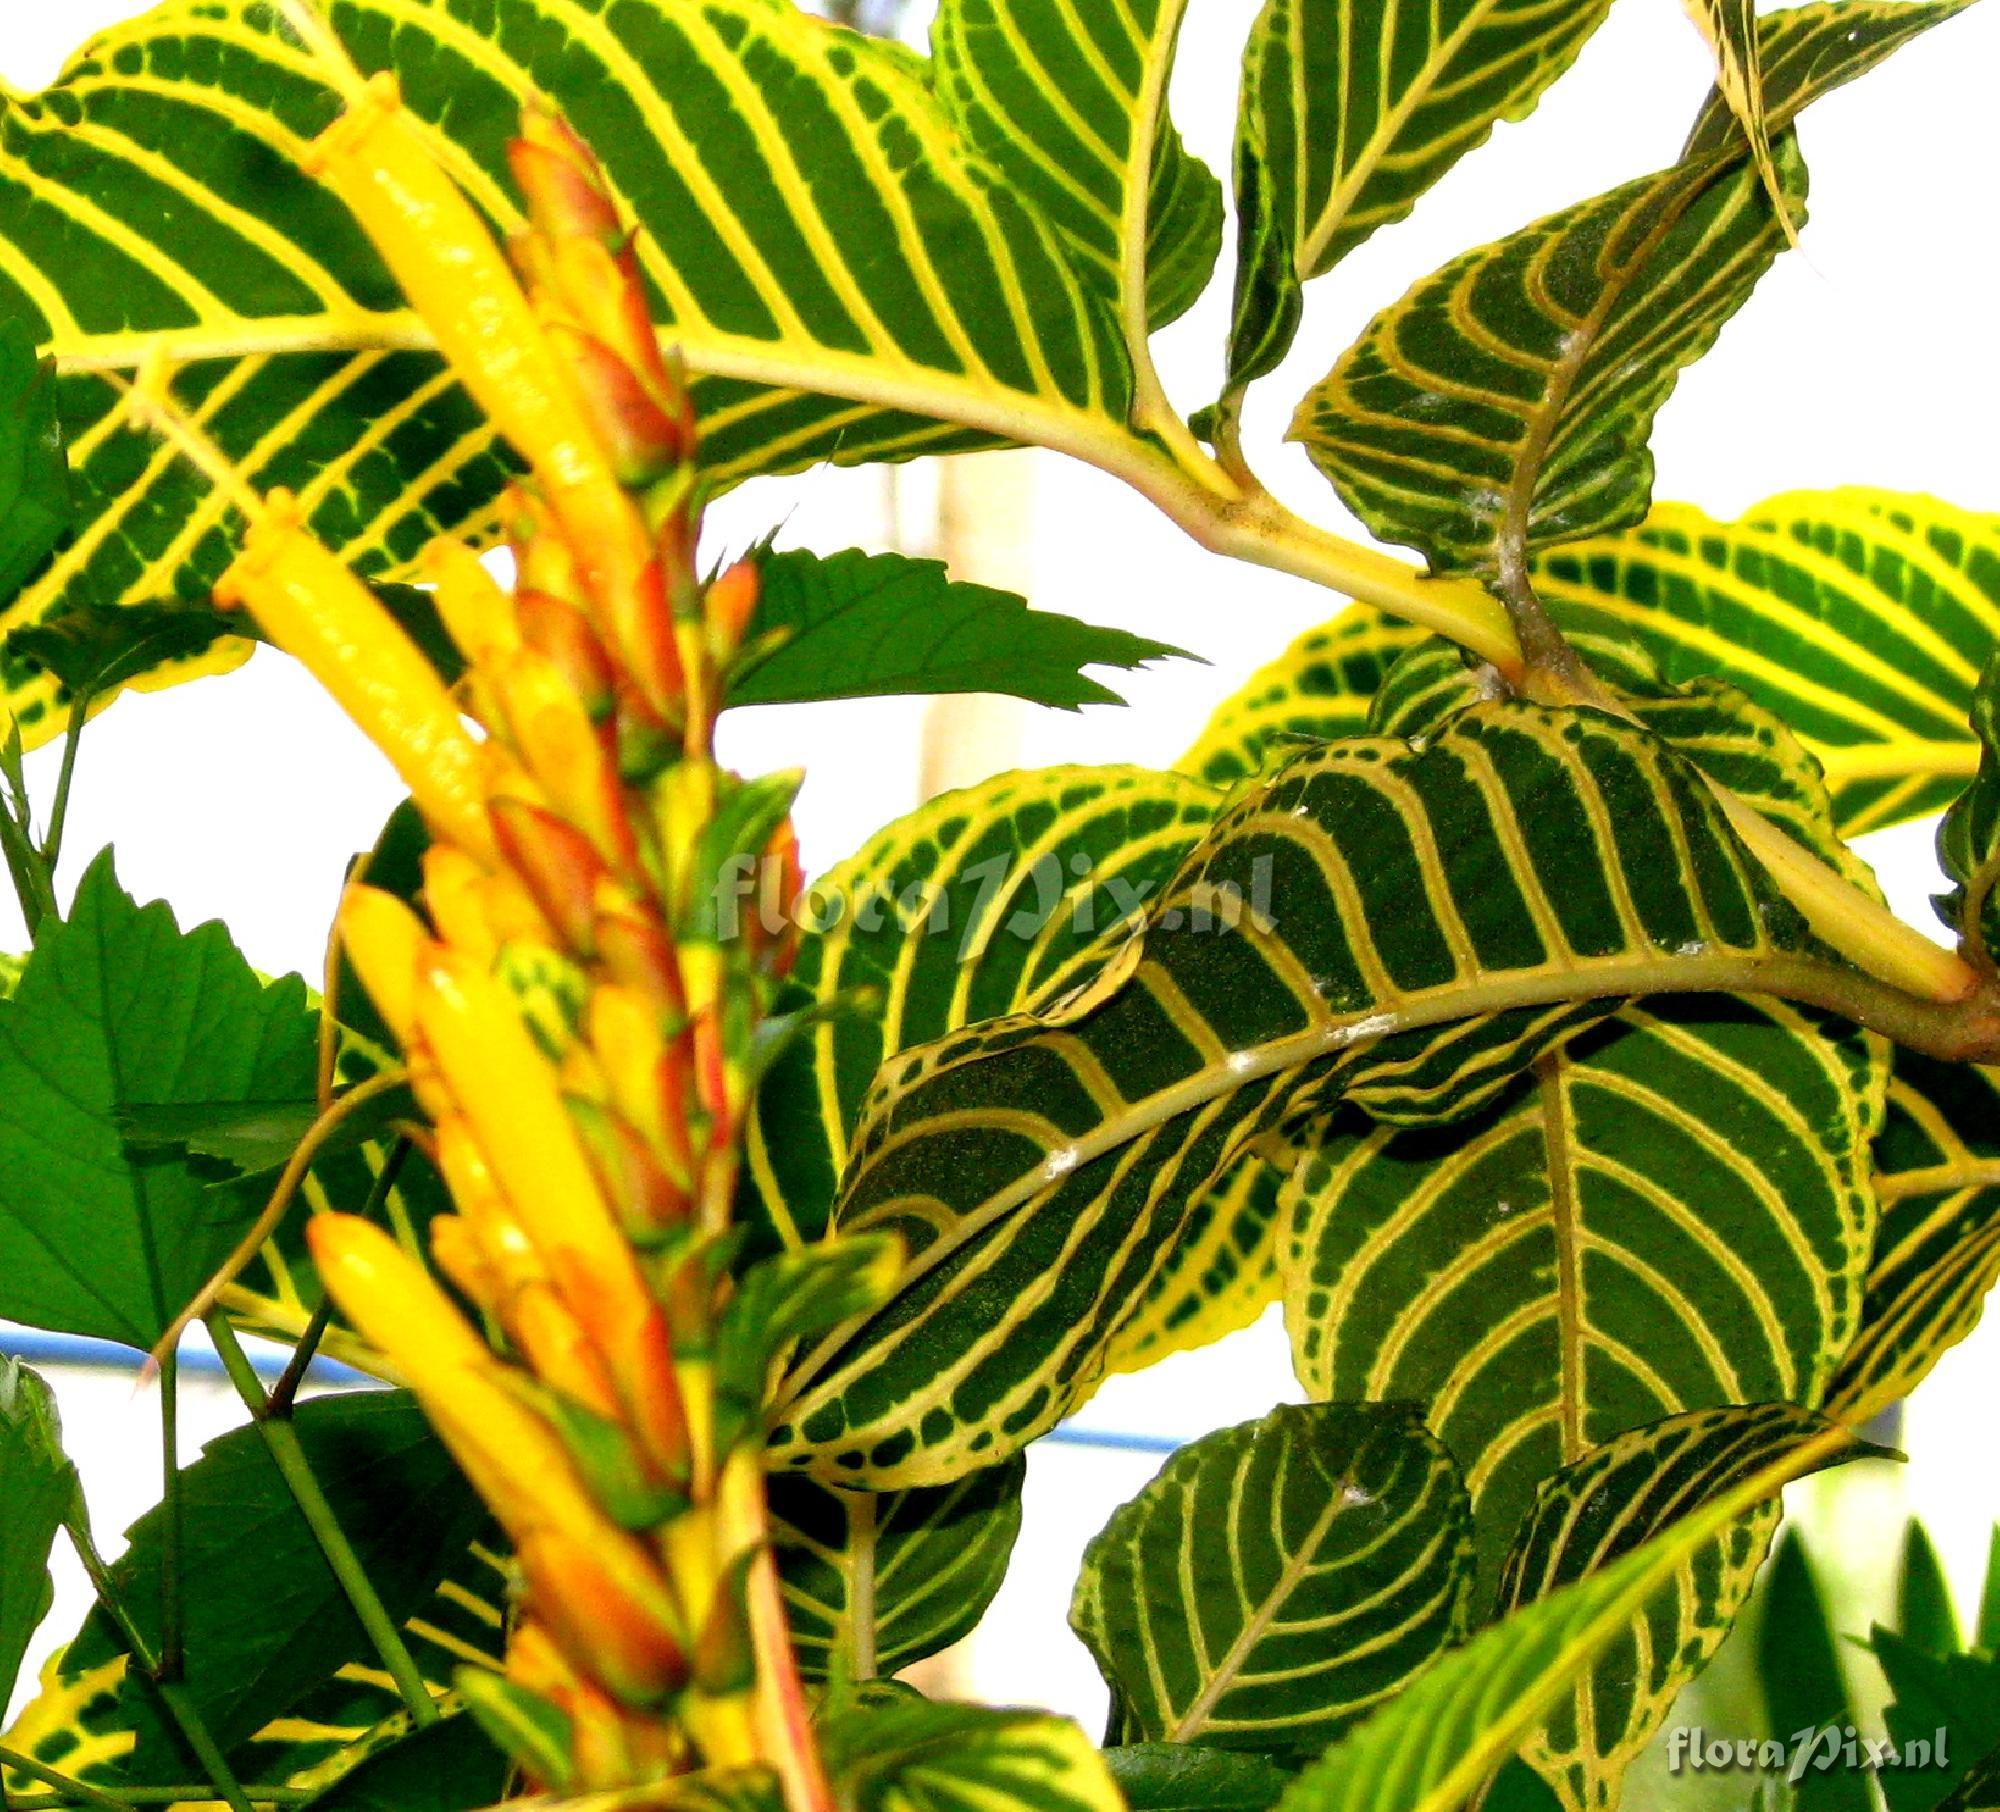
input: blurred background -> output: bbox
[2,0,1997,1774]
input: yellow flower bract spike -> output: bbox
[338,883,433,1046]
[413,947,629,1276]
[305,74,656,632]
[218,495,495,864]
[309,1214,688,1694]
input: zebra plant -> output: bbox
[0,1,1995,1811]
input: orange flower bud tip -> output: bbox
[491,795,607,955]
[703,559,760,655]
[507,135,622,248]
[516,1529,689,1707]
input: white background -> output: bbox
[3,0,1998,1736]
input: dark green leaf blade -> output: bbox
[1071,1404,1473,1753]
[1755,1529,1869,1812]
[1274,1425,1877,1812]
[0,1359,73,1711]
[772,701,1835,1487]
[769,1457,1024,1681]
[822,1697,1124,1812]
[1104,1745,1296,1812]
[0,851,319,1349]
[1531,490,2000,838]
[1497,1406,1885,1811]
[727,550,1187,711]
[1222,0,1615,392]
[1902,1521,1968,1659]
[1292,141,1805,574]
[1684,0,1974,160]
[296,1712,505,1812]
[1825,1053,2000,1426]
[63,1390,485,1781]
[1875,1630,2000,1812]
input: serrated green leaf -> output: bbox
[1071,1403,1473,1753]
[1939,1744,2000,1812]
[1755,1529,1869,1812]
[1175,608,1425,790]
[1825,1053,2000,1426]
[1497,1404,1873,1812]
[1104,1745,1296,1812]
[930,0,1220,333]
[769,701,1864,1487]
[0,1360,72,1713]
[0,0,1188,746]
[728,549,1187,711]
[1221,0,1614,393]
[821,1698,1123,1812]
[1273,1423,1876,1812]
[0,850,318,1350]
[1874,1629,2000,1812]
[57,1390,485,1784]
[1534,490,2000,838]
[0,320,72,608]
[1903,1520,1967,1658]
[1293,138,1805,575]
[769,1457,1023,1681]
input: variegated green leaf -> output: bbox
[1176,607,1424,790]
[1070,1403,1474,1753]
[1281,642,1880,1592]
[822,1698,1124,1812]
[1292,137,1806,575]
[1221,0,1615,394]
[768,700,1865,1488]
[744,765,1220,1256]
[1939,654,2000,959]
[930,0,1221,333]
[1681,0,1975,162]
[1533,490,2000,837]
[768,1457,1024,1682]
[1272,1423,1877,1812]
[1684,0,1785,229]
[1826,1053,2000,1425]
[5,1408,506,1801]
[1284,0,1960,576]
[1498,1404,1867,1812]
[2,0,1171,743]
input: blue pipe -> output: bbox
[0,1330,1186,1454]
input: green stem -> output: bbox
[203,1315,440,1729]
[61,1512,256,1812]
[263,1294,337,1421]
[41,692,91,879]
[157,1349,183,1681]
[4,1794,310,1809]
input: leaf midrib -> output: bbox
[1168,1450,1351,1740]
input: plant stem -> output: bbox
[4,1795,309,1809]
[41,690,91,878]
[157,1348,184,1681]
[61,1513,256,1812]
[266,1138,410,1418]
[203,1314,441,1729]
